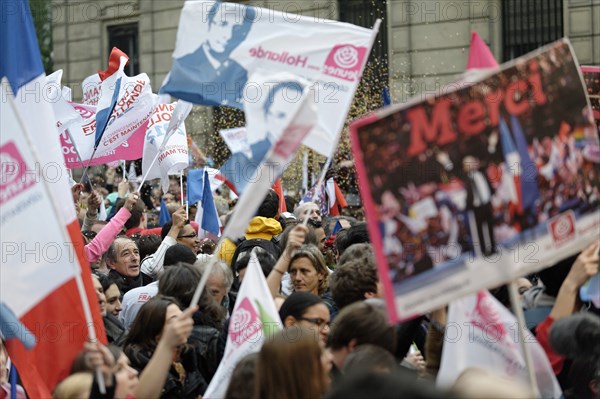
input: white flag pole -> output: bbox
[10,98,107,393]
[508,281,540,396]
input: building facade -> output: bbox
[52,0,600,139]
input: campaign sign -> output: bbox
[350,39,599,321]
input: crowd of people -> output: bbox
[1,164,598,399]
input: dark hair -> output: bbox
[117,198,146,230]
[207,2,256,58]
[158,262,225,329]
[125,296,181,352]
[342,344,397,375]
[329,301,395,353]
[256,190,279,219]
[235,251,277,278]
[136,234,161,260]
[326,369,448,399]
[284,196,297,215]
[97,273,119,294]
[164,244,197,266]
[338,223,370,255]
[160,220,192,240]
[224,353,258,399]
[330,258,378,310]
[565,357,600,399]
[279,292,324,322]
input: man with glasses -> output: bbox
[141,207,202,280]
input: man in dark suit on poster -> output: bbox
[161,2,256,108]
[462,155,497,256]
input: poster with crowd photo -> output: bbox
[582,66,600,132]
[351,39,599,322]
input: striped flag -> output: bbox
[0,2,106,396]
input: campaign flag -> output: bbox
[350,39,599,321]
[0,2,106,397]
[204,252,281,398]
[82,72,102,105]
[95,48,128,148]
[95,49,155,155]
[221,79,317,240]
[142,102,189,193]
[437,291,562,398]
[325,178,347,216]
[187,169,221,237]
[159,198,172,227]
[161,1,379,158]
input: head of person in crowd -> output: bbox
[135,234,161,261]
[336,223,369,257]
[279,292,331,346]
[70,344,139,398]
[564,357,600,399]
[158,262,226,329]
[288,244,329,297]
[255,326,331,399]
[98,274,122,318]
[117,198,147,230]
[91,274,107,317]
[342,344,397,375]
[328,300,396,370]
[294,202,322,223]
[106,237,141,279]
[224,353,258,399]
[307,218,327,252]
[163,244,198,267]
[279,224,318,251]
[52,373,93,399]
[125,296,183,353]
[330,244,382,310]
[235,250,277,283]
[333,229,349,262]
[197,260,234,311]
[91,220,108,234]
[162,219,200,254]
[256,189,280,220]
[326,369,448,399]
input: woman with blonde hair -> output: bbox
[268,225,337,317]
[254,326,331,399]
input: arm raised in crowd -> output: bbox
[82,190,102,232]
[267,224,307,298]
[536,241,599,375]
[84,193,138,264]
[141,207,187,278]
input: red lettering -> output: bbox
[505,80,529,115]
[406,98,455,157]
[457,100,486,136]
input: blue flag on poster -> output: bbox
[159,199,172,227]
[187,169,221,236]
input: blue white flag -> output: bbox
[188,169,221,237]
[161,1,379,158]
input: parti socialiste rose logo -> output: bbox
[0,142,37,206]
[228,297,262,347]
[323,44,368,82]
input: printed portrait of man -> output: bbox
[162,2,256,108]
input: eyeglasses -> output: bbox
[178,234,197,239]
[297,316,330,328]
[82,231,97,239]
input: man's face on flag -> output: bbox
[208,6,244,54]
[265,86,303,138]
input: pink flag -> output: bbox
[466,32,499,70]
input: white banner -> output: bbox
[142,102,189,193]
[161,0,379,157]
[82,73,102,106]
[204,252,281,398]
[437,291,562,398]
[219,127,250,156]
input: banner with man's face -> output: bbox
[351,39,599,321]
[160,1,378,158]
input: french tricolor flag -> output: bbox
[0,1,105,397]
